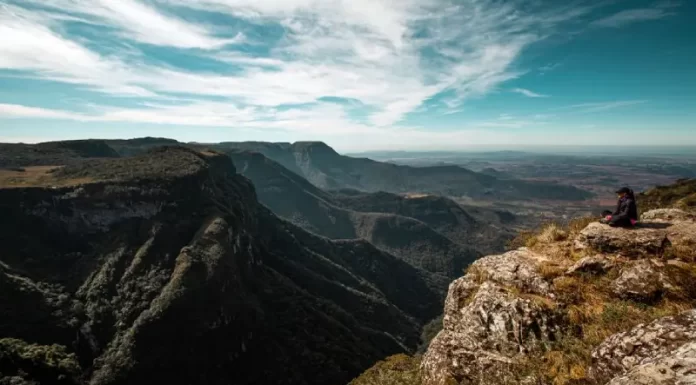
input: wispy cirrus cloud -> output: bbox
[511,88,550,98]
[6,0,241,49]
[555,100,648,113]
[0,0,667,146]
[592,7,676,28]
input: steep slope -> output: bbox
[333,190,516,255]
[638,178,696,211]
[217,141,592,201]
[228,150,480,278]
[352,179,696,385]
[0,147,443,385]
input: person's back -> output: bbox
[602,187,638,227]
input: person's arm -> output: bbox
[609,199,631,224]
[611,200,622,216]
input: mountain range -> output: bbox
[0,147,446,385]
[216,141,592,201]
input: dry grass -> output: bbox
[529,264,696,385]
[538,224,569,244]
[0,166,93,188]
[504,214,696,385]
[508,216,595,254]
[465,263,489,284]
[664,239,696,263]
[348,354,422,385]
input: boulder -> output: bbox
[606,341,696,385]
[611,259,664,302]
[575,222,669,257]
[590,309,696,383]
[641,208,695,222]
[575,210,696,259]
[422,249,561,385]
[566,255,616,275]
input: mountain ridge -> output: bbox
[227,150,484,278]
[0,146,444,385]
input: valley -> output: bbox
[1,138,694,385]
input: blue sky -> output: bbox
[0,0,694,152]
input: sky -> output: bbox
[0,0,695,152]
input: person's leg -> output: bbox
[608,217,632,228]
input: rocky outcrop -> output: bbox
[575,222,670,257]
[641,208,695,222]
[566,254,616,275]
[610,259,665,302]
[575,215,696,258]
[0,147,443,385]
[421,209,696,385]
[590,310,696,384]
[605,341,696,385]
[421,249,561,385]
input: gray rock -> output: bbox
[566,255,616,275]
[590,309,696,383]
[611,259,664,302]
[641,209,695,222]
[422,249,561,385]
[606,341,696,385]
[575,222,670,257]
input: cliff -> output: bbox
[420,208,696,385]
[0,147,443,385]
[351,187,696,385]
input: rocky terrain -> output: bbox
[352,182,696,385]
[0,147,447,385]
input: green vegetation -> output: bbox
[349,354,422,385]
[417,315,443,354]
[0,338,81,385]
[638,178,696,211]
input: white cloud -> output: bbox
[9,0,238,49]
[592,8,675,28]
[559,100,648,113]
[0,0,626,145]
[538,63,561,74]
[511,88,550,98]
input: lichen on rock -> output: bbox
[421,209,696,385]
[422,249,561,385]
[590,309,696,384]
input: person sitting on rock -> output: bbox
[600,187,638,227]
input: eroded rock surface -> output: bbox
[422,209,696,385]
[590,309,696,384]
[566,254,616,275]
[641,209,695,222]
[575,222,670,257]
[611,259,664,302]
[606,341,696,385]
[575,211,696,258]
[422,249,561,385]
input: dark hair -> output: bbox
[615,187,635,198]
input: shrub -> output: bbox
[348,354,422,385]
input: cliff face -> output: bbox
[217,141,592,201]
[0,147,442,385]
[228,150,482,279]
[420,209,696,385]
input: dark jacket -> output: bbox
[610,194,638,226]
